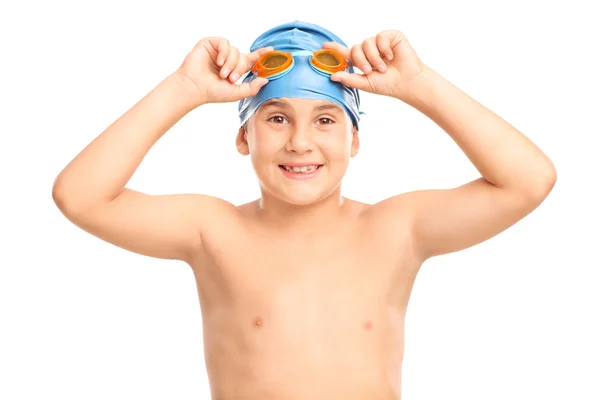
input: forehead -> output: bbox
[258,98,345,113]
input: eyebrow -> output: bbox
[260,100,343,114]
[261,100,291,110]
[313,104,344,113]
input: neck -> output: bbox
[255,187,347,235]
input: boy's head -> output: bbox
[235,21,362,206]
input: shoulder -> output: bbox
[185,193,242,220]
[358,193,414,230]
[192,196,263,232]
[184,195,251,260]
[345,195,414,240]
[180,194,249,244]
[356,193,419,254]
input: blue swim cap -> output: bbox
[238,21,361,129]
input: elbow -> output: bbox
[52,180,71,214]
[527,162,557,201]
[52,178,119,218]
[546,165,557,193]
[539,161,557,193]
[52,179,85,217]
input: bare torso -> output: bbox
[188,198,423,400]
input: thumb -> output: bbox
[330,71,371,92]
[228,77,268,101]
[246,46,274,69]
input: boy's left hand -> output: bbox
[323,30,429,102]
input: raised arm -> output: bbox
[324,31,556,261]
[391,68,556,260]
[52,72,215,262]
[52,37,272,263]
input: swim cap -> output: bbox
[237,21,361,128]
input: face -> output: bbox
[236,97,359,206]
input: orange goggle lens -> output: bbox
[252,49,348,78]
[311,49,349,73]
[252,51,294,77]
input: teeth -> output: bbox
[283,165,320,173]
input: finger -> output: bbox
[246,46,274,68]
[221,46,239,79]
[363,38,387,73]
[230,53,251,83]
[200,37,218,60]
[215,38,230,67]
[351,44,371,74]
[330,71,371,92]
[228,77,269,101]
[322,41,351,60]
[376,32,393,61]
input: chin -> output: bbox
[275,183,341,206]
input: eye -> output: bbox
[317,117,334,125]
[268,115,287,124]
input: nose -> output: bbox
[285,123,315,154]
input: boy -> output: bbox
[52,21,556,400]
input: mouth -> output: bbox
[279,164,323,173]
[278,164,324,179]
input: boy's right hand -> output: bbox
[176,37,273,107]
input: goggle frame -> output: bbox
[251,49,350,80]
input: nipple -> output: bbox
[253,317,263,328]
[363,320,373,330]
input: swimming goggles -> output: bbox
[251,49,350,80]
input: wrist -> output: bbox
[395,66,440,110]
[169,70,206,110]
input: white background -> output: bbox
[1,0,598,399]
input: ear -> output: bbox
[350,126,360,157]
[236,125,250,155]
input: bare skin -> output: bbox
[193,197,417,399]
[52,33,556,399]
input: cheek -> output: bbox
[248,134,281,164]
[320,134,354,160]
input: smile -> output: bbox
[278,164,324,179]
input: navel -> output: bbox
[253,317,263,328]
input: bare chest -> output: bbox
[190,226,418,395]
[192,226,420,328]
